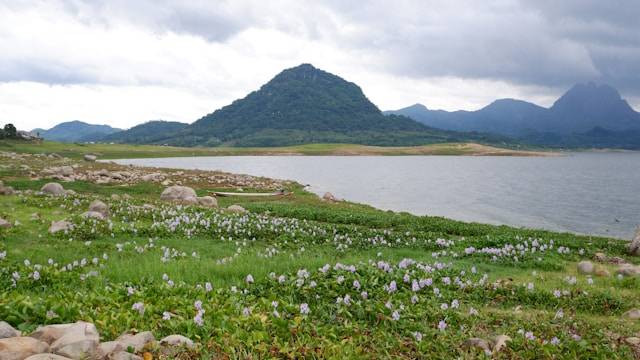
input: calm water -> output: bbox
[113,153,640,238]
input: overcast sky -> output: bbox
[2,0,639,130]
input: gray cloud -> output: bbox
[1,0,640,98]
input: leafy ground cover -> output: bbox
[0,147,638,359]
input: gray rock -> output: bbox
[0,218,11,228]
[41,183,65,196]
[49,322,100,359]
[81,211,107,220]
[617,264,640,277]
[462,338,491,354]
[110,351,143,360]
[115,331,155,352]
[226,204,247,213]
[98,341,124,356]
[623,309,640,320]
[197,196,218,208]
[159,334,195,349]
[322,192,338,201]
[0,185,15,195]
[630,227,640,256]
[48,220,72,234]
[88,200,109,217]
[160,186,197,205]
[0,321,21,339]
[491,335,512,353]
[0,337,50,360]
[84,154,97,162]
[577,261,594,274]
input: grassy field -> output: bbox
[0,139,553,159]
[1,143,638,359]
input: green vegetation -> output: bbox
[0,139,550,160]
[101,64,511,147]
[0,145,638,358]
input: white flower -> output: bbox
[132,302,144,315]
[361,291,368,299]
[438,320,447,331]
[451,299,459,309]
[162,311,172,320]
[391,310,400,321]
[440,303,449,310]
[242,307,251,316]
[245,274,254,284]
[300,303,310,315]
[205,282,213,292]
[469,307,479,316]
[413,331,423,342]
[32,271,40,281]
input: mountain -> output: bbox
[163,64,496,147]
[34,121,122,142]
[386,82,640,148]
[101,120,188,144]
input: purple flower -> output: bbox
[300,303,310,315]
[162,311,172,320]
[132,302,144,315]
[391,311,400,321]
[438,320,447,331]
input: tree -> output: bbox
[3,123,17,138]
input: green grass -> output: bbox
[0,145,638,359]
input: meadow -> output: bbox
[0,144,638,359]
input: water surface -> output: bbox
[113,153,640,238]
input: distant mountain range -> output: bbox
[30,67,640,149]
[32,120,122,143]
[385,82,640,147]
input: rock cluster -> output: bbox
[0,321,195,360]
[160,186,218,208]
[0,180,15,195]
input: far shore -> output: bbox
[0,140,560,159]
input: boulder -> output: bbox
[41,183,65,196]
[88,200,109,218]
[49,220,72,234]
[226,204,247,214]
[84,154,97,162]
[25,354,73,360]
[160,186,197,205]
[197,196,218,208]
[115,331,155,352]
[623,309,640,320]
[159,334,195,349]
[0,337,50,360]
[0,321,21,339]
[630,227,640,256]
[462,338,491,354]
[577,261,594,274]
[49,322,100,359]
[491,335,512,353]
[0,218,11,228]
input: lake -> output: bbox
[113,152,640,239]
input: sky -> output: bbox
[2,0,640,130]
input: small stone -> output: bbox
[88,200,109,216]
[322,192,338,201]
[623,309,640,320]
[462,338,491,354]
[48,220,72,234]
[41,183,65,196]
[577,261,594,274]
[0,337,50,360]
[0,218,11,228]
[160,186,197,205]
[159,334,195,349]
[594,266,610,277]
[0,321,21,339]
[110,351,143,360]
[84,154,97,162]
[226,204,247,213]
[491,335,512,353]
[81,211,107,220]
[115,331,155,352]
[617,264,640,277]
[197,196,218,208]
[625,337,640,346]
[593,252,607,262]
